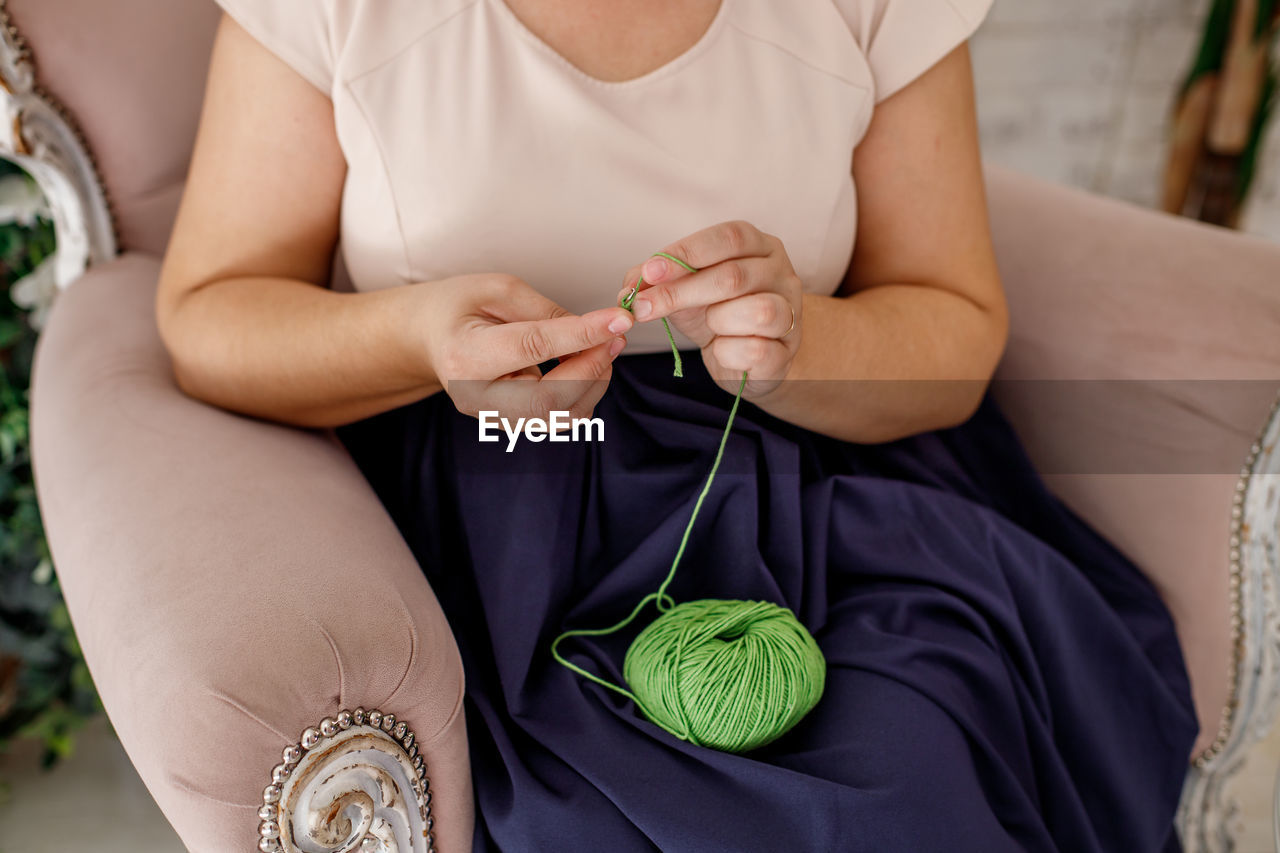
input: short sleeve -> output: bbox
[214,0,335,93]
[833,0,993,103]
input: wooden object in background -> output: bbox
[1162,0,1278,226]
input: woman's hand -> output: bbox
[618,221,802,399]
[422,273,634,423]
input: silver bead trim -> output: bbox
[1191,393,1280,770]
[259,707,435,853]
[299,726,321,750]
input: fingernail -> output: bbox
[643,257,667,282]
[632,298,652,320]
[607,313,633,334]
[609,337,626,358]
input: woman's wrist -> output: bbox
[388,280,446,396]
[749,292,851,405]
[749,289,1002,443]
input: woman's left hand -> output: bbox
[618,220,803,399]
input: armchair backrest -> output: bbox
[6,0,221,257]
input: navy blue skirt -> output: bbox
[336,350,1197,852]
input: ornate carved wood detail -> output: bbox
[259,708,436,853]
[1177,393,1280,851]
[0,0,116,287]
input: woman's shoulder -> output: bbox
[825,0,993,102]
[722,0,992,104]
[212,0,476,94]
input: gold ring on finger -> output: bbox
[780,302,797,339]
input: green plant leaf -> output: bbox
[0,183,97,768]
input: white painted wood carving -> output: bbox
[0,0,116,290]
[259,708,435,853]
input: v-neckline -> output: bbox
[486,0,734,89]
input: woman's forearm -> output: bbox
[755,287,1008,443]
[157,276,440,429]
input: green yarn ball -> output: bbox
[622,599,826,754]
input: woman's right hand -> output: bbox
[418,273,634,423]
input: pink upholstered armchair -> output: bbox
[4,0,1279,850]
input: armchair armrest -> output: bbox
[29,253,472,852]
[983,165,1280,848]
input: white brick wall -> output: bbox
[972,0,1280,241]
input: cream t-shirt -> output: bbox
[214,0,991,353]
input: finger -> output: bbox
[541,344,616,423]
[619,251,699,299]
[480,274,575,324]
[704,292,795,339]
[442,367,524,418]
[486,340,615,420]
[480,308,633,377]
[617,221,775,305]
[614,267,684,314]
[618,263,644,303]
[709,335,791,377]
[652,220,774,277]
[630,257,771,322]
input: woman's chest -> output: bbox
[332,0,873,351]
[497,0,723,84]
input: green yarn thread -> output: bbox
[620,251,686,377]
[550,252,826,755]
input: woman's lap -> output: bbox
[335,351,1197,852]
